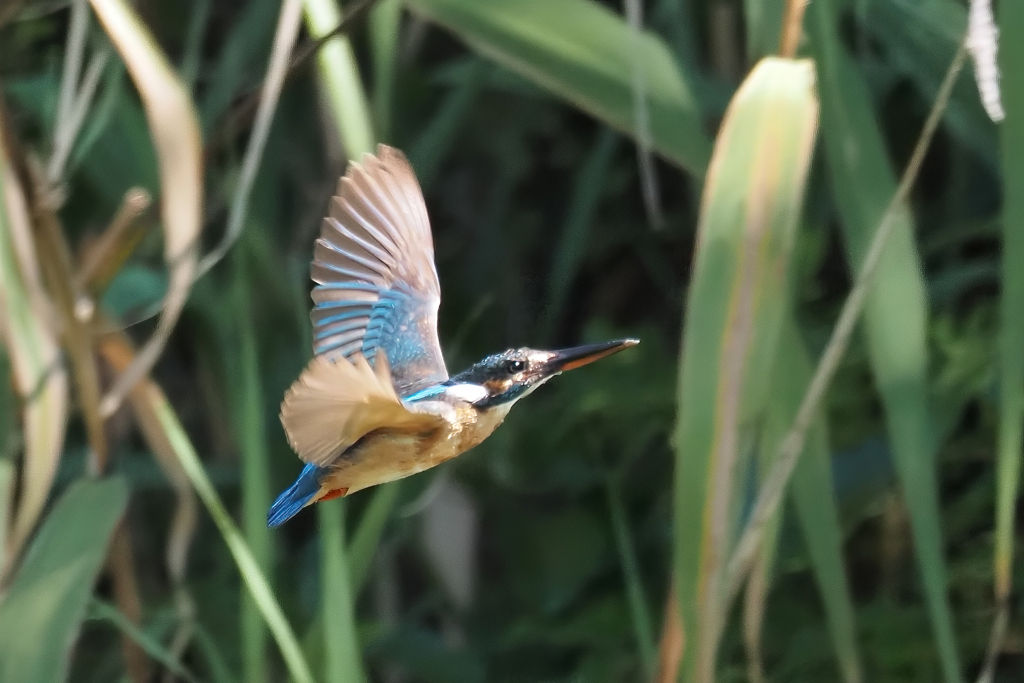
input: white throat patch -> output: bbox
[442,383,489,404]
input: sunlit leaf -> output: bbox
[672,57,818,682]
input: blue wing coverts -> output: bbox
[310,145,448,395]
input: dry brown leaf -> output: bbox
[88,0,202,418]
[0,129,69,576]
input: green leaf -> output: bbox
[199,0,279,134]
[318,500,366,683]
[405,0,711,175]
[370,0,403,141]
[88,598,199,683]
[806,2,963,681]
[149,385,316,683]
[773,321,863,683]
[302,0,376,158]
[672,56,818,682]
[229,253,273,683]
[743,0,786,61]
[987,0,1024,673]
[0,477,129,683]
[348,479,402,594]
[300,2,376,680]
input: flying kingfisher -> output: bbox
[267,145,638,527]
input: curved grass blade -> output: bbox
[154,386,315,683]
[672,57,818,683]
[740,508,781,683]
[540,128,619,343]
[89,0,202,419]
[0,120,69,576]
[97,334,315,683]
[0,477,128,683]
[348,477,402,594]
[806,4,963,680]
[88,598,198,683]
[405,0,711,175]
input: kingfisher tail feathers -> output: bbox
[268,463,321,527]
[280,350,445,467]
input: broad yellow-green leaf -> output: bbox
[0,477,128,683]
[673,57,818,683]
[807,2,962,681]
[404,0,711,175]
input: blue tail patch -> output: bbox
[268,463,322,528]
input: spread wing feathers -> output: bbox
[311,144,448,396]
[280,351,446,467]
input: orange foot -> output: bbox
[319,487,349,502]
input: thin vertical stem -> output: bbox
[606,477,656,676]
[778,0,807,58]
[320,501,366,683]
[234,253,272,683]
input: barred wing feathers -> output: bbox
[311,145,447,396]
[280,351,445,467]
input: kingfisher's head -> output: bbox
[448,339,639,409]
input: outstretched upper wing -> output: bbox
[310,145,447,395]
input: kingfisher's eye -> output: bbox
[503,359,526,374]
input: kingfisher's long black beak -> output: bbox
[542,339,639,375]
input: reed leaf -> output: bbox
[0,477,128,683]
[773,321,862,683]
[96,333,315,683]
[370,0,403,141]
[303,0,376,157]
[982,1,1024,678]
[672,57,818,683]
[405,0,711,174]
[231,254,273,683]
[806,2,963,680]
[88,598,199,683]
[302,1,376,680]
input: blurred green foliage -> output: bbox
[0,0,1020,681]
